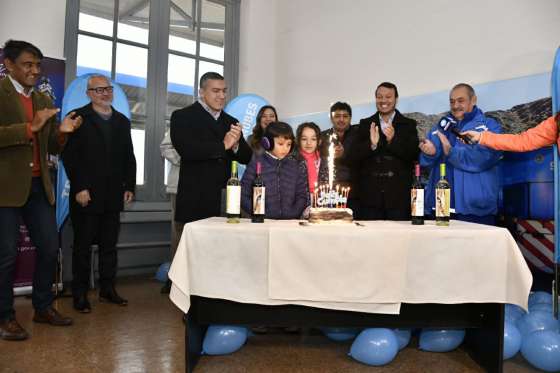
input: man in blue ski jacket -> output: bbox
[419,83,502,225]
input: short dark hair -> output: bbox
[2,39,43,62]
[296,122,321,149]
[199,72,224,89]
[329,102,352,118]
[265,121,295,148]
[375,82,399,98]
[451,83,476,98]
[250,105,278,149]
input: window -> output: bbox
[64,0,240,203]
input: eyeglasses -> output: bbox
[88,86,114,94]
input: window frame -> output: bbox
[64,0,240,206]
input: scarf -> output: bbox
[300,150,320,193]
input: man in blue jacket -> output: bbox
[419,83,502,225]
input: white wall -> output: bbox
[0,0,67,59]
[239,0,560,118]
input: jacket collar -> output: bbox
[80,102,116,119]
[373,109,402,123]
[1,77,29,121]
[450,105,481,125]
[7,75,33,97]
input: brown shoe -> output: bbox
[0,319,29,341]
[33,308,73,326]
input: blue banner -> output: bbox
[57,74,131,231]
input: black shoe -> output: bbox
[73,294,92,313]
[99,287,128,306]
[161,280,172,294]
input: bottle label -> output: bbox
[226,185,241,214]
[411,189,424,217]
[435,188,450,217]
[253,187,265,215]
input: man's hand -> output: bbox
[59,111,83,133]
[334,143,344,158]
[382,123,395,143]
[76,190,91,207]
[30,108,60,132]
[224,123,242,150]
[369,122,380,148]
[124,191,134,204]
[436,131,452,156]
[419,139,436,156]
[460,130,481,144]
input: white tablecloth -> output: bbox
[169,218,532,315]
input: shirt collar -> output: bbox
[198,99,221,120]
[8,75,33,98]
[379,110,396,130]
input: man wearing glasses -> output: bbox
[62,75,136,313]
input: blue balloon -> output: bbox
[321,327,360,342]
[155,262,171,282]
[517,311,560,337]
[505,303,526,321]
[202,325,248,355]
[224,94,269,139]
[529,291,553,307]
[521,330,560,372]
[418,329,465,352]
[349,328,399,366]
[503,321,522,360]
[393,329,412,350]
[530,302,553,313]
[62,73,131,119]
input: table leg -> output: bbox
[185,312,207,373]
[464,303,504,373]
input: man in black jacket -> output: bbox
[320,101,359,210]
[347,82,419,220]
[170,72,252,224]
[62,75,136,313]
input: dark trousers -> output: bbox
[0,178,58,320]
[70,210,120,296]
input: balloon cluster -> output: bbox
[200,291,560,369]
[504,291,560,372]
[331,326,464,366]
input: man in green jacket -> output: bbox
[0,40,82,341]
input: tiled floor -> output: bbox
[0,277,539,373]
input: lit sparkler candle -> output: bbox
[327,134,336,191]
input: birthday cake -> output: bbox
[308,207,353,224]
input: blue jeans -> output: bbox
[0,178,58,320]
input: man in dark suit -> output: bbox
[170,72,252,224]
[320,101,359,210]
[0,40,81,341]
[62,75,136,313]
[347,82,419,220]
